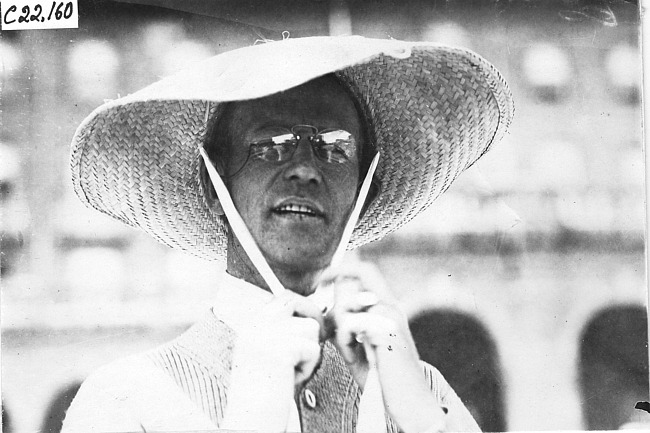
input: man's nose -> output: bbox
[283,135,322,184]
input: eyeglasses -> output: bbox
[222,124,358,178]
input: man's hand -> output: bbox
[222,291,324,431]
[235,291,325,385]
[322,262,447,433]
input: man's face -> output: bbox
[223,76,363,275]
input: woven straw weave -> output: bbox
[70,37,514,261]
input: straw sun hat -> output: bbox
[70,35,514,261]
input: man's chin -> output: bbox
[263,240,335,274]
[275,248,333,271]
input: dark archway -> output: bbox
[40,381,83,433]
[579,304,648,430]
[409,309,507,432]
[2,400,12,433]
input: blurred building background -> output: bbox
[1,0,647,431]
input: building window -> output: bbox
[422,21,472,49]
[605,44,640,105]
[67,40,120,103]
[141,22,212,78]
[0,40,25,95]
[522,43,573,103]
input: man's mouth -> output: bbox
[272,199,325,219]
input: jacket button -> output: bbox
[303,389,317,409]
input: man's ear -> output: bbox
[200,159,225,216]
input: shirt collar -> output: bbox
[212,272,275,333]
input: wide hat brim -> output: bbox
[71,35,514,261]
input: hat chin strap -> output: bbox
[200,146,286,295]
[200,147,379,294]
[200,147,384,433]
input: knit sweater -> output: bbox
[62,312,480,432]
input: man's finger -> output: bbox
[290,294,326,321]
[318,260,394,302]
[331,282,380,314]
[336,312,398,349]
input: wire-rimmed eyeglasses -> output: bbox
[221,124,358,178]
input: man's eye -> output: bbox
[317,144,351,163]
[250,142,294,161]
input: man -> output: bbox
[63,36,513,432]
